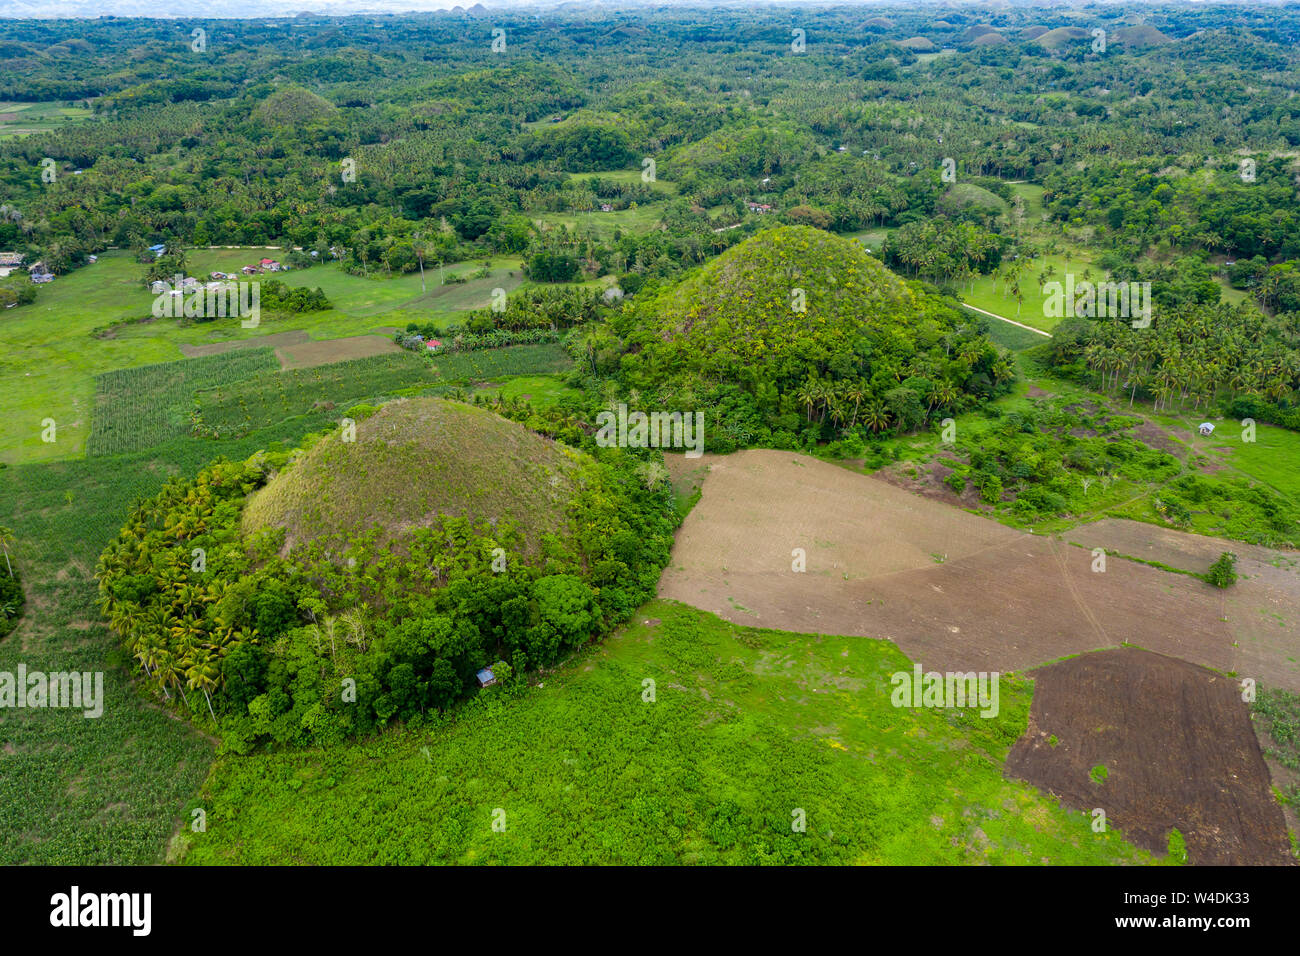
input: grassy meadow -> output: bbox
[178,600,1158,865]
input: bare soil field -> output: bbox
[275,334,401,369]
[1072,518,1300,691]
[1005,648,1294,866]
[178,329,311,358]
[659,450,1300,690]
[178,331,401,370]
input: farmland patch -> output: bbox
[1006,648,1293,866]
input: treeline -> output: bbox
[7,5,1299,299]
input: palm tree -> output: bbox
[828,397,847,429]
[862,401,890,433]
[812,380,834,423]
[844,383,865,427]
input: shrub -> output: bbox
[973,472,1003,504]
[1205,552,1238,588]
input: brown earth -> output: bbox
[873,456,985,510]
[178,329,311,358]
[1006,648,1294,866]
[1133,421,1187,458]
[1071,518,1300,691]
[178,331,398,370]
[659,450,1299,691]
[275,334,400,369]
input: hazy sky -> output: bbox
[0,0,1141,21]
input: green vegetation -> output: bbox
[178,600,1157,865]
[888,379,1300,547]
[611,226,1013,452]
[1090,765,1109,785]
[89,349,281,455]
[96,398,678,751]
[1167,827,1189,865]
[1206,552,1239,588]
[1046,304,1300,414]
[5,3,1300,867]
[191,345,569,439]
[0,525,22,639]
[1253,687,1300,779]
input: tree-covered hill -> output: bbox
[611,225,1013,450]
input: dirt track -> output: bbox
[659,450,1261,682]
[1006,648,1294,866]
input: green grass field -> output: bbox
[534,201,667,239]
[177,600,1158,865]
[962,252,1097,332]
[471,374,582,408]
[0,101,94,138]
[0,251,534,465]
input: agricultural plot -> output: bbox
[1007,648,1292,866]
[0,101,93,138]
[194,345,573,438]
[276,334,402,370]
[658,449,1299,692]
[87,349,280,455]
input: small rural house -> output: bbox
[148,243,166,254]
[602,286,624,303]
[259,258,282,272]
[475,667,497,688]
[1198,422,1215,437]
[241,265,259,275]
[150,279,168,294]
[600,203,614,212]
[747,202,773,213]
[425,339,442,352]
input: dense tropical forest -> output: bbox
[3,3,1300,871]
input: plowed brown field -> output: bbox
[658,450,1285,683]
[1006,648,1293,866]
